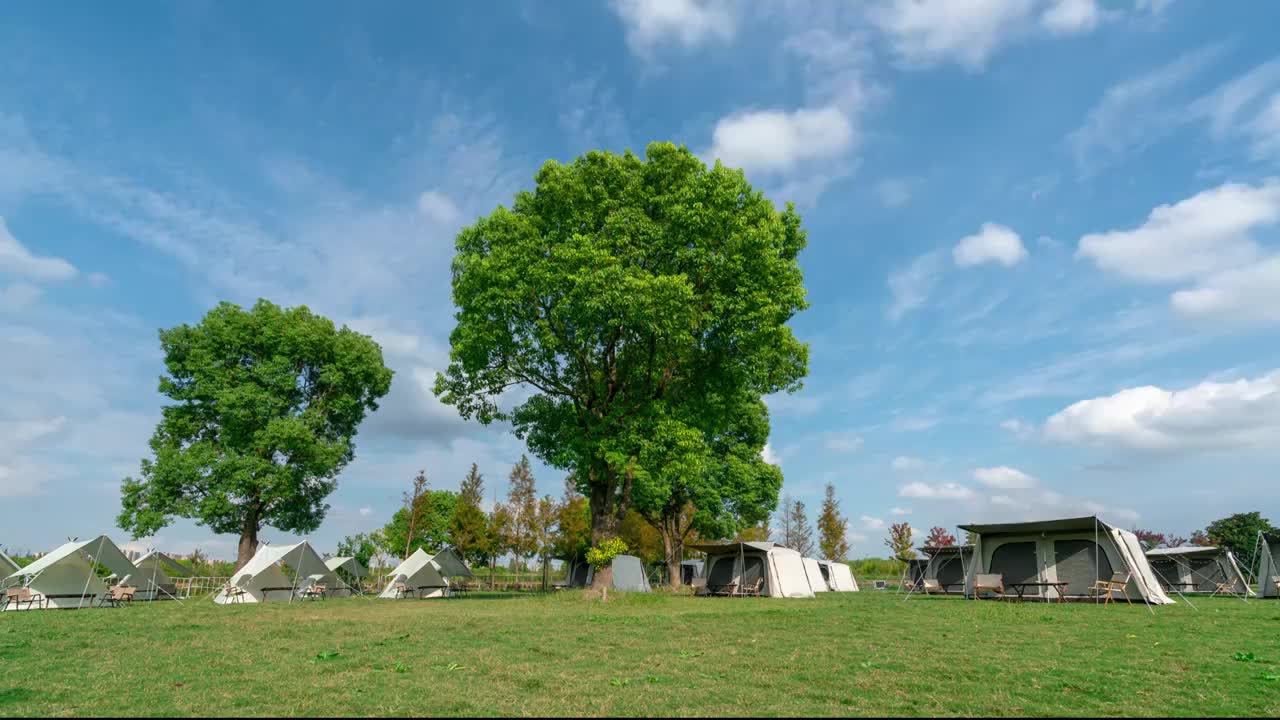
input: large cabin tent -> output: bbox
[3,535,138,610]
[1258,532,1279,598]
[214,541,338,604]
[959,516,1174,604]
[689,542,814,598]
[910,545,973,594]
[1145,546,1250,596]
[802,557,828,592]
[820,560,859,592]
[562,554,651,592]
[131,551,190,601]
[325,556,369,595]
[379,548,472,598]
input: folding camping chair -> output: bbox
[4,587,45,611]
[1089,572,1131,605]
[922,578,944,595]
[301,583,327,601]
[221,584,247,604]
[739,577,764,597]
[392,582,415,599]
[100,585,136,608]
[973,574,1005,600]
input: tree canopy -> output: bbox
[1205,512,1275,572]
[382,489,458,559]
[434,142,809,582]
[118,299,393,568]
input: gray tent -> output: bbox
[562,554,651,592]
[1258,533,1279,599]
[915,545,973,594]
[1145,546,1250,596]
[959,516,1174,604]
[680,560,704,586]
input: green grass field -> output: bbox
[2,590,1277,717]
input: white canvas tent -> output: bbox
[131,551,190,601]
[802,557,828,592]
[214,541,338,604]
[379,548,472,599]
[1146,546,1250,596]
[689,542,814,598]
[325,556,369,595]
[1257,533,1279,599]
[3,535,138,610]
[820,560,859,592]
[1,551,22,595]
[959,516,1174,605]
[561,554,652,592]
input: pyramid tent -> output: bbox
[4,536,138,610]
[561,554,652,592]
[131,552,190,601]
[325,556,369,594]
[820,560,859,592]
[1145,546,1250,596]
[379,548,473,599]
[1258,533,1279,599]
[959,516,1174,604]
[688,542,814,598]
[802,557,829,592]
[213,541,337,604]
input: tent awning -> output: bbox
[686,541,776,554]
[959,516,1101,535]
[1146,546,1222,557]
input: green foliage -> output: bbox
[817,483,850,561]
[501,456,539,566]
[337,532,382,570]
[848,557,904,580]
[585,538,628,571]
[382,489,458,558]
[434,142,809,540]
[117,299,393,558]
[451,464,495,565]
[618,510,664,565]
[885,522,915,563]
[1205,512,1276,572]
[553,481,592,560]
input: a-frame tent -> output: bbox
[131,551,190,601]
[959,516,1174,604]
[1145,546,1251,596]
[214,541,338,604]
[1258,532,1279,599]
[688,542,814,598]
[380,548,473,599]
[325,556,369,595]
[3,536,138,610]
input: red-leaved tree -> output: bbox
[924,526,956,548]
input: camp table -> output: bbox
[1007,581,1069,602]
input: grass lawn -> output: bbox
[1,590,1277,717]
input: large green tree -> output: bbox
[817,483,850,562]
[382,489,458,559]
[118,299,393,568]
[434,142,809,589]
[1205,512,1276,573]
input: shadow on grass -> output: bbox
[0,688,39,707]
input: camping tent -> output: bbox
[1258,533,1279,599]
[214,541,338,604]
[820,560,859,592]
[379,548,473,599]
[325,556,369,595]
[1145,546,1250,596]
[0,551,19,589]
[958,516,1174,604]
[3,536,138,610]
[562,554,652,592]
[687,542,814,598]
[802,557,828,592]
[679,560,703,586]
[131,551,190,601]
[911,545,972,594]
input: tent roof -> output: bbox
[134,551,191,577]
[686,541,777,554]
[1146,546,1223,557]
[325,556,369,577]
[921,544,973,556]
[0,551,19,575]
[6,536,136,582]
[959,516,1106,535]
[236,541,328,581]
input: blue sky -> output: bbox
[3,1,1279,560]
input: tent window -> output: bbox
[1147,558,1181,590]
[1053,540,1112,597]
[707,557,736,587]
[990,542,1040,595]
[1188,557,1223,592]
[571,562,590,587]
[819,564,831,581]
[681,564,696,585]
[935,555,964,588]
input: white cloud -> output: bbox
[86,271,112,288]
[953,223,1027,268]
[891,455,926,471]
[887,250,944,321]
[823,431,864,452]
[762,443,781,466]
[1000,418,1037,439]
[764,391,824,417]
[1077,180,1280,282]
[1040,0,1101,35]
[1196,58,1280,145]
[1134,0,1174,14]
[871,0,1038,70]
[899,481,974,500]
[610,0,737,56]
[1171,256,1280,327]
[890,507,912,516]
[707,106,854,177]
[1044,369,1280,452]
[861,515,886,530]
[0,282,42,312]
[0,217,77,281]
[417,190,461,226]
[1246,92,1280,161]
[892,415,939,432]
[972,465,1039,489]
[876,179,913,208]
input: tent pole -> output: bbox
[149,549,159,603]
[80,536,108,610]
[1243,531,1262,589]
[1093,518,1099,606]
[1149,562,1198,612]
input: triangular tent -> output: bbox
[959,516,1174,604]
[1145,546,1251,596]
[3,536,138,610]
[325,556,369,595]
[131,552,190,601]
[687,542,814,598]
[213,541,337,604]
[1258,533,1279,599]
[379,548,473,599]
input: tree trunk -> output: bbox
[661,519,682,589]
[588,484,619,591]
[236,509,260,571]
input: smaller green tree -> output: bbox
[789,499,816,557]
[553,477,592,562]
[817,483,850,561]
[1205,512,1276,572]
[382,489,458,559]
[451,464,493,566]
[503,456,539,583]
[533,494,559,590]
[337,532,380,571]
[885,522,915,563]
